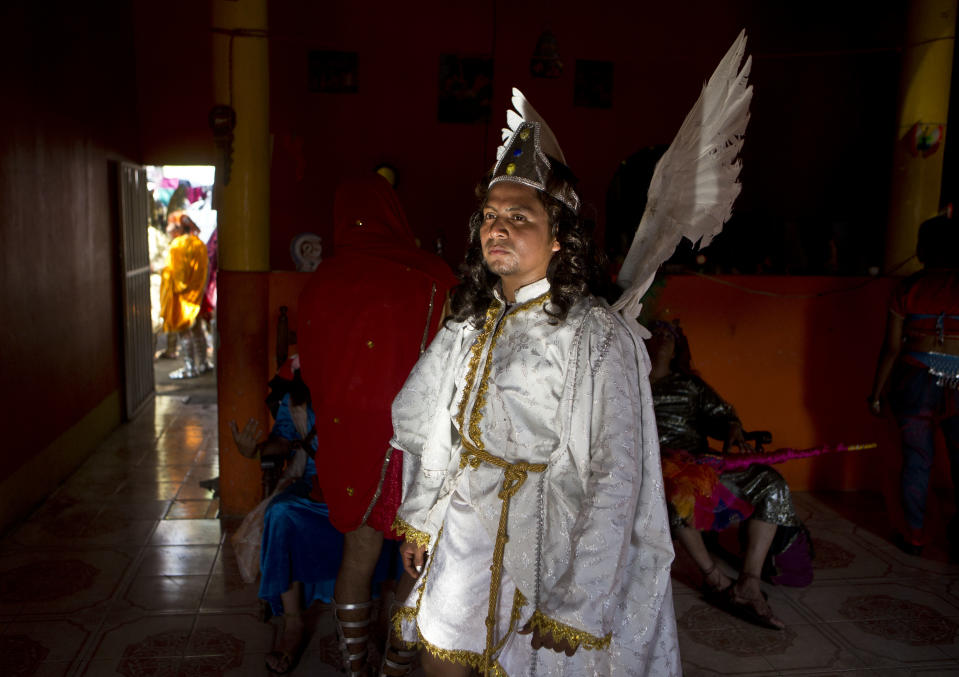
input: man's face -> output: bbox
[480,182,560,293]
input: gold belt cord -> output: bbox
[460,444,547,675]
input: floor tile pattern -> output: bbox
[2,392,958,675]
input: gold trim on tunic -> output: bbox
[392,517,431,548]
[528,610,611,651]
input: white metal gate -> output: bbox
[118,162,155,419]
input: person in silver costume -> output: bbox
[647,320,802,630]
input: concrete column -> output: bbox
[885,0,956,273]
[212,0,271,515]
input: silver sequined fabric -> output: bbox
[652,372,799,529]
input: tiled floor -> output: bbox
[2,392,959,676]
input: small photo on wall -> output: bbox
[574,59,613,109]
[438,54,494,124]
[308,50,359,93]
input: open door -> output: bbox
[118,162,155,419]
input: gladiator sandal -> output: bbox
[379,605,417,676]
[333,598,372,677]
[193,323,214,374]
[379,644,417,676]
[169,332,198,379]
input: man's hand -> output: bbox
[230,418,262,458]
[722,422,751,454]
[399,541,427,578]
[518,622,577,656]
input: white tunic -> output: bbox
[390,278,680,676]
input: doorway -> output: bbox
[147,165,218,404]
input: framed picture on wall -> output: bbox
[308,50,359,93]
[574,59,613,109]
[437,54,494,124]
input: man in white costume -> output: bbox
[389,91,681,677]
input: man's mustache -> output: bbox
[484,242,513,254]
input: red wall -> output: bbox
[0,1,141,482]
[266,2,904,272]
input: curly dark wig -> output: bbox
[448,168,608,326]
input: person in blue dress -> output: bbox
[231,373,398,674]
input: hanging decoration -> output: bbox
[908,122,943,158]
[530,28,563,79]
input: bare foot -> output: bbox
[730,575,785,630]
[266,613,304,673]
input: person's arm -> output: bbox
[697,380,748,453]
[391,324,462,576]
[869,310,904,415]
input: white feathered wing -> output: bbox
[612,30,752,321]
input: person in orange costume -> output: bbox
[297,174,458,675]
[160,213,211,379]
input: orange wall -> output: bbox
[651,274,914,498]
[220,271,928,515]
[219,271,313,514]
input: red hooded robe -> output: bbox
[297,175,458,535]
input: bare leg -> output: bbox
[334,525,384,674]
[675,526,732,592]
[420,651,475,677]
[731,519,784,629]
[265,581,304,672]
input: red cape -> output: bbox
[298,175,458,533]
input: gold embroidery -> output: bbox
[392,518,431,548]
[389,606,419,650]
[466,292,549,452]
[458,443,546,673]
[390,527,443,648]
[450,292,550,674]
[454,302,500,435]
[491,588,528,656]
[528,610,611,651]
[417,630,487,670]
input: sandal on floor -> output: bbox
[334,598,373,677]
[725,575,785,630]
[265,614,305,675]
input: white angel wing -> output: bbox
[495,87,568,163]
[612,30,752,320]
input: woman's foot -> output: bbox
[266,613,305,674]
[728,573,785,630]
[701,561,733,600]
